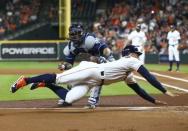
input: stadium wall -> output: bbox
[0,42,188,64]
[145,54,188,64]
[0,41,67,61]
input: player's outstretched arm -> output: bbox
[137,65,176,97]
[127,83,167,105]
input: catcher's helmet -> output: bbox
[122,45,142,56]
[69,24,84,42]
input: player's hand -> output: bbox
[165,91,178,97]
[154,100,167,105]
[58,63,65,71]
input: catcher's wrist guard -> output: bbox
[98,56,107,63]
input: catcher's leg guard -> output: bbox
[88,86,102,106]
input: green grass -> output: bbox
[0,75,160,101]
[0,75,58,101]
[0,61,59,69]
[101,81,161,96]
[0,62,187,101]
[145,64,188,73]
[0,61,64,101]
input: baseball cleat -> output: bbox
[57,100,72,107]
[60,102,72,107]
[57,99,64,105]
[165,91,177,97]
[84,104,96,109]
[10,76,27,93]
[154,100,167,105]
[30,82,46,90]
[168,68,172,72]
[57,99,72,107]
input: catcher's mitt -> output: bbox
[58,62,72,71]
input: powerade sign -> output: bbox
[1,43,58,60]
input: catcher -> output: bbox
[10,45,175,107]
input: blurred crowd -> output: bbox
[0,0,58,38]
[91,0,188,55]
[0,0,40,36]
[1,0,188,56]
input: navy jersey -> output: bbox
[63,33,108,64]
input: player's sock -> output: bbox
[46,83,68,100]
[169,61,173,70]
[25,74,56,84]
[176,61,180,70]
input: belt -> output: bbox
[170,44,178,47]
[100,71,104,86]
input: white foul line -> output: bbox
[151,72,188,83]
[134,75,188,93]
[0,106,187,112]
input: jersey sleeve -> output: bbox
[177,32,181,40]
[128,32,133,40]
[63,45,76,64]
[127,57,143,71]
[63,45,71,56]
[85,36,97,49]
[124,72,137,84]
[167,32,170,40]
[142,32,147,43]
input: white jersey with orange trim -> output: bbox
[55,56,143,103]
[167,30,181,61]
[127,30,147,63]
[167,30,180,46]
[128,30,147,46]
[56,56,142,87]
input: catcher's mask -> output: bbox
[122,45,142,56]
[69,24,84,42]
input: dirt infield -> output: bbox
[0,68,188,131]
[0,106,188,131]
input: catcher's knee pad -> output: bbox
[88,86,102,105]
